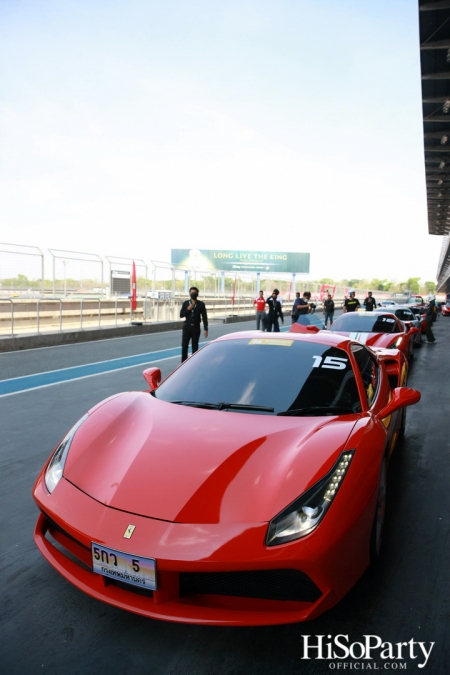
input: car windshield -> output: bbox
[331,313,400,334]
[295,314,324,329]
[154,338,362,415]
[393,309,414,321]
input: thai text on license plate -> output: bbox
[91,543,157,590]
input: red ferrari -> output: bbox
[33,331,420,626]
[328,311,418,361]
[441,302,450,317]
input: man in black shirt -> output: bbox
[266,290,284,332]
[296,292,311,317]
[363,291,377,312]
[180,286,208,362]
[323,293,335,327]
[424,294,437,344]
[343,290,360,313]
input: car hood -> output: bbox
[64,392,358,524]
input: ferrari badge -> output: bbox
[123,525,136,539]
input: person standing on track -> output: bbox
[323,293,335,327]
[254,290,267,330]
[424,294,437,344]
[296,291,312,318]
[363,291,377,312]
[290,292,302,324]
[343,290,360,313]
[180,286,208,362]
[266,290,284,332]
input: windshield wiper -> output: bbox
[171,400,221,409]
[277,406,356,417]
[217,403,274,413]
[171,401,274,413]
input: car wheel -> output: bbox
[370,457,387,561]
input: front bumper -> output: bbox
[33,477,370,625]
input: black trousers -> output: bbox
[266,317,280,332]
[425,321,436,343]
[181,324,201,361]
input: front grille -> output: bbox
[180,569,321,603]
[106,578,154,598]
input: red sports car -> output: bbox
[33,331,420,626]
[441,302,450,317]
[328,311,418,361]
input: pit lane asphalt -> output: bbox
[0,317,449,674]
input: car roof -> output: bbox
[374,305,412,312]
[333,311,403,328]
[341,310,395,317]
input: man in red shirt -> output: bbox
[254,290,267,330]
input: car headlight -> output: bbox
[387,337,403,349]
[266,450,355,546]
[44,414,88,493]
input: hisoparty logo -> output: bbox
[301,635,435,669]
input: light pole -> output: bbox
[63,260,68,297]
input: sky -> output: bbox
[0,0,443,284]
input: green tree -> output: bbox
[423,281,436,294]
[406,277,421,294]
[370,278,392,291]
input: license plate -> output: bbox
[91,543,157,590]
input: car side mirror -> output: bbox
[143,367,162,391]
[305,324,320,333]
[378,387,420,419]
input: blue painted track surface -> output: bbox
[0,345,183,396]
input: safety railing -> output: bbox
[3,291,384,338]
[0,296,269,337]
[0,298,140,337]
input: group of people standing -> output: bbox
[255,289,336,330]
[343,289,376,313]
[254,289,285,332]
[179,286,438,363]
[254,288,379,330]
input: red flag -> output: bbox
[131,261,137,311]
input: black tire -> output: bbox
[370,457,387,562]
[398,405,407,439]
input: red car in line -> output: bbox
[441,302,450,317]
[33,331,420,626]
[328,311,418,362]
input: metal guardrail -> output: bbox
[4,293,408,338]
[0,296,270,337]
